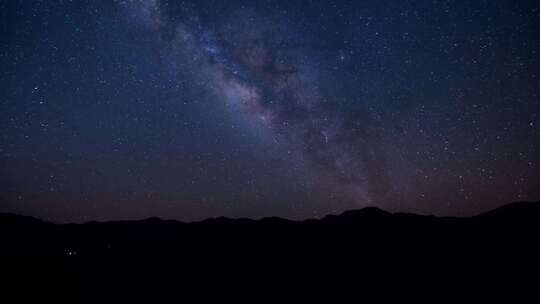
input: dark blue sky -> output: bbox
[1,0,539,222]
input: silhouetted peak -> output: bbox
[141,217,166,224]
[340,207,390,218]
[476,201,540,219]
[1,202,539,227]
[0,213,46,225]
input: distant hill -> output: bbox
[1,201,539,258]
[2,202,539,303]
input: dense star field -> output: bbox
[1,0,539,222]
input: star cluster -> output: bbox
[1,0,539,222]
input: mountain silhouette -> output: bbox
[1,201,539,258]
[2,202,539,303]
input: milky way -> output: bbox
[1,0,539,222]
[122,0,392,205]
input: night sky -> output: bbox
[1,0,539,223]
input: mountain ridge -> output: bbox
[2,201,536,226]
[2,201,538,302]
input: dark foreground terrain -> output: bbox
[2,202,539,302]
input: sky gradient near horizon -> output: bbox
[1,0,539,222]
